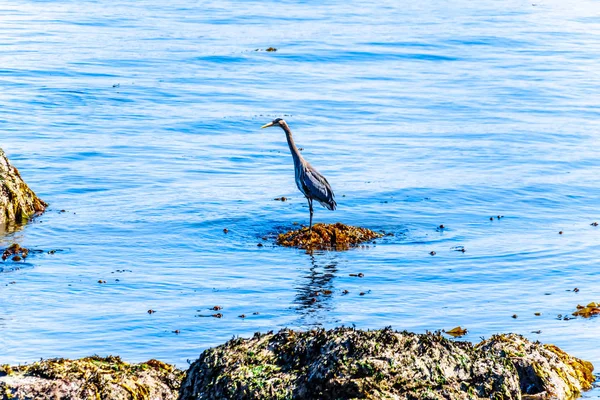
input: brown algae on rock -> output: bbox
[276,222,382,250]
[0,356,183,400]
[2,243,29,261]
[0,148,46,227]
[477,333,595,398]
[179,327,595,400]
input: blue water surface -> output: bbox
[1,0,600,395]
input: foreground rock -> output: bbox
[180,327,595,400]
[0,148,46,227]
[277,223,383,250]
[0,356,183,400]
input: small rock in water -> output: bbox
[2,244,29,261]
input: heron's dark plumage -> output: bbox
[300,164,336,210]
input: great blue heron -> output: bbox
[261,118,336,229]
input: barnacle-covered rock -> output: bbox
[0,148,46,227]
[0,356,183,400]
[179,328,595,400]
[277,222,382,250]
[477,333,595,399]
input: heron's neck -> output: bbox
[281,124,303,165]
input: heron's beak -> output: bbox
[261,122,274,129]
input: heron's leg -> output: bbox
[308,198,314,231]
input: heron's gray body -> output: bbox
[263,119,336,228]
[285,127,336,211]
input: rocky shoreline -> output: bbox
[1,327,596,400]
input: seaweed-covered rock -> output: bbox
[477,334,595,399]
[0,148,46,227]
[0,356,183,400]
[277,223,382,250]
[179,327,595,400]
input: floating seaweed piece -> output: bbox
[276,223,382,251]
[274,197,287,201]
[265,47,277,52]
[444,326,467,338]
[572,302,600,318]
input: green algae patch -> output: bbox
[0,356,183,400]
[276,222,383,250]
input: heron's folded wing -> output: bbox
[303,166,336,210]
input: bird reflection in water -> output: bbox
[294,254,340,326]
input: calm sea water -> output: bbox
[1,0,600,394]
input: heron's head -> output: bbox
[261,118,286,129]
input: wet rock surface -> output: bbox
[179,327,595,400]
[277,223,383,250]
[0,148,46,227]
[0,356,183,400]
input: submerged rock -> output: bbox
[179,327,595,400]
[277,222,382,250]
[0,148,46,227]
[0,356,183,400]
